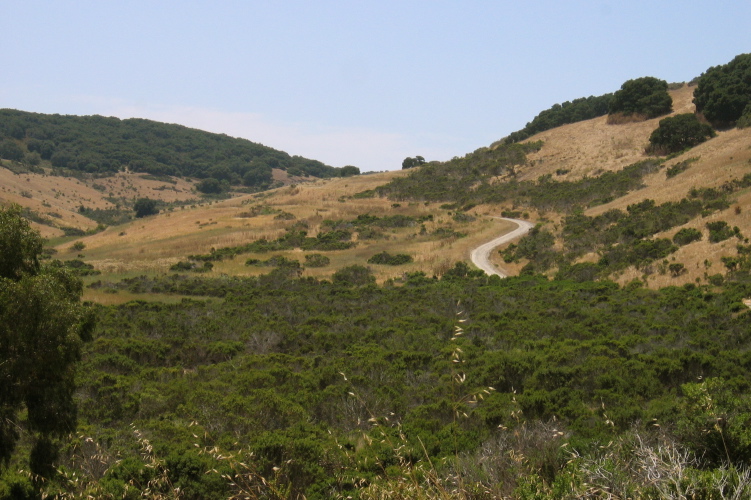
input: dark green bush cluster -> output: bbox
[502,93,613,144]
[673,227,703,246]
[245,255,301,271]
[170,260,214,272]
[608,76,672,119]
[707,221,740,243]
[367,251,413,265]
[501,225,556,270]
[693,53,751,127]
[0,109,350,189]
[133,198,159,218]
[304,254,330,267]
[647,114,715,155]
[59,258,101,276]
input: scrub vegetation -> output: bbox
[2,53,751,499]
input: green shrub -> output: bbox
[647,114,715,155]
[707,221,735,243]
[133,198,158,218]
[367,251,413,265]
[693,53,751,127]
[332,265,375,286]
[304,254,330,267]
[673,227,702,246]
[608,77,672,119]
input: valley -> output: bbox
[2,54,751,499]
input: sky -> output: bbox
[1,1,750,172]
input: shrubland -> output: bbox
[4,54,751,499]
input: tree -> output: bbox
[196,177,225,194]
[0,140,24,162]
[693,53,751,127]
[402,156,426,169]
[0,205,92,474]
[608,77,672,119]
[242,164,273,187]
[133,198,158,218]
[647,113,715,155]
[339,165,360,177]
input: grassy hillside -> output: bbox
[5,56,751,499]
[4,82,749,298]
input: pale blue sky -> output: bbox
[1,1,749,171]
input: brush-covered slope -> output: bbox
[0,110,358,237]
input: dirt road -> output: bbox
[469,218,534,277]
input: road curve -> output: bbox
[470,218,535,277]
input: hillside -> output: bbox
[3,83,749,295]
[5,55,751,499]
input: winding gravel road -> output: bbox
[470,218,534,277]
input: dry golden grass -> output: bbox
[60,170,514,290]
[7,83,751,295]
[521,85,697,181]
[0,166,199,237]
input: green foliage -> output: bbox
[0,139,24,162]
[0,205,42,280]
[608,76,672,119]
[170,260,213,273]
[647,114,715,155]
[339,165,360,177]
[332,265,375,286]
[501,224,557,271]
[196,177,225,194]
[707,221,738,243]
[693,53,751,127]
[0,109,347,185]
[673,227,702,246]
[402,156,426,169]
[677,378,751,465]
[133,198,158,218]
[304,254,330,268]
[502,93,613,144]
[241,163,273,187]
[0,205,91,472]
[367,251,414,265]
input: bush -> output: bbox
[332,265,375,286]
[608,77,672,119]
[133,198,158,218]
[647,114,715,155]
[196,177,225,194]
[673,228,702,246]
[707,221,735,243]
[0,139,24,161]
[693,53,751,127]
[339,165,360,177]
[367,251,413,266]
[304,254,330,267]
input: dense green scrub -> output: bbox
[14,266,748,498]
[0,109,344,186]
